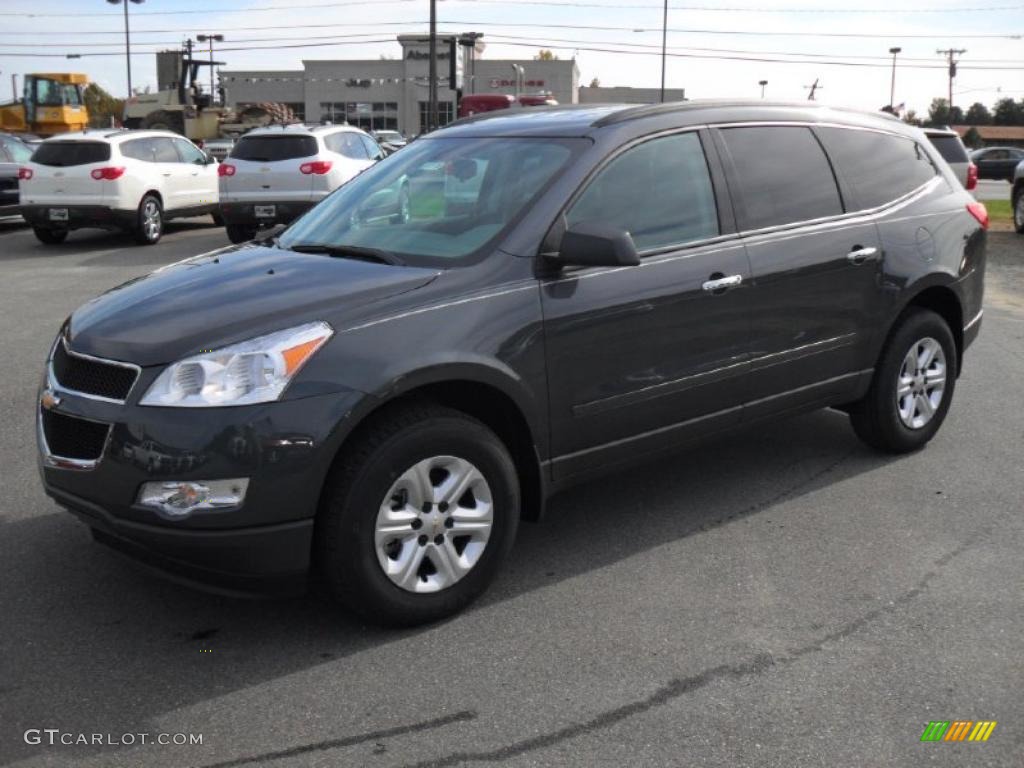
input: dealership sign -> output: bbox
[489,79,545,88]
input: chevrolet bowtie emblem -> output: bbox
[40,389,61,411]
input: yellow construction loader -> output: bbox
[0,73,90,136]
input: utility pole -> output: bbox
[659,0,668,102]
[428,0,438,132]
[936,48,966,119]
[888,47,901,110]
[197,34,224,104]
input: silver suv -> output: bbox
[217,124,385,243]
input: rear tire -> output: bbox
[849,308,957,454]
[225,224,256,244]
[133,194,163,245]
[316,404,520,627]
[32,227,68,245]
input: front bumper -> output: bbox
[38,377,366,595]
[21,204,135,231]
[219,199,316,228]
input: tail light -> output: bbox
[218,163,236,177]
[90,167,125,181]
[300,160,333,175]
[18,167,32,180]
[966,163,978,191]
[966,201,989,230]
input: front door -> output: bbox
[540,130,752,481]
[172,137,218,209]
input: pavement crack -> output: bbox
[405,534,979,768]
[195,711,476,768]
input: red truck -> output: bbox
[458,93,558,118]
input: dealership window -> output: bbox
[418,101,455,131]
[319,101,397,130]
[283,102,305,121]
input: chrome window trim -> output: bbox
[37,406,112,472]
[48,335,141,405]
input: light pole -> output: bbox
[659,0,668,102]
[888,46,901,110]
[106,0,144,98]
[759,79,768,98]
[197,34,224,104]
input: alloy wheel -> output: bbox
[143,200,161,241]
[374,455,493,593]
[896,337,946,429]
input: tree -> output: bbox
[534,49,559,61]
[84,83,124,129]
[926,98,962,126]
[964,102,992,125]
[902,110,922,126]
[992,97,1024,126]
[588,77,601,88]
[962,126,983,149]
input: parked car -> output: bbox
[217,124,385,243]
[1012,159,1024,233]
[0,132,34,218]
[371,130,407,154]
[19,129,220,245]
[970,146,1024,182]
[924,128,975,190]
[37,101,986,626]
[198,137,235,162]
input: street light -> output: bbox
[888,46,902,110]
[759,79,768,98]
[106,0,144,98]
[197,34,225,104]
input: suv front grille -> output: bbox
[41,409,110,461]
[51,341,137,401]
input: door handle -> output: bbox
[162,172,171,177]
[702,274,743,293]
[847,246,878,265]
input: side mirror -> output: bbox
[556,221,640,268]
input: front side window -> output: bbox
[566,132,719,252]
[173,138,207,165]
[278,137,580,267]
[720,126,843,230]
[817,127,937,211]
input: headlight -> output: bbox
[139,321,333,407]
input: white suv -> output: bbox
[217,124,384,243]
[19,129,219,245]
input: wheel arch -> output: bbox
[890,282,964,375]
[322,366,548,522]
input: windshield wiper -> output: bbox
[286,243,405,266]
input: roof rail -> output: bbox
[592,99,905,127]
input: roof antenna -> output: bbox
[804,78,822,101]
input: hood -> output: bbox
[67,243,440,365]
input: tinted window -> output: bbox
[720,126,842,229]
[230,135,317,162]
[326,132,369,160]
[817,127,937,210]
[173,138,207,165]
[31,141,111,167]
[567,132,719,252]
[120,137,156,162]
[927,135,968,164]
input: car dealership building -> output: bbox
[221,34,684,136]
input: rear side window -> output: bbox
[817,128,936,211]
[325,132,369,160]
[120,138,155,162]
[567,131,719,252]
[0,136,32,163]
[151,138,180,163]
[31,141,110,167]
[230,135,317,162]
[719,126,843,230]
[927,134,968,164]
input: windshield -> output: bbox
[278,136,580,266]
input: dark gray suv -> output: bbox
[38,101,987,625]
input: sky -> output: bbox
[1,0,1022,117]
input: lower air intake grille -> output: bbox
[42,409,110,461]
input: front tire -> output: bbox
[133,194,163,245]
[33,227,68,245]
[225,224,256,244]
[316,404,520,627]
[849,308,957,453]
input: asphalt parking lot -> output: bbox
[0,220,1021,768]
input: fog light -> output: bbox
[137,479,249,519]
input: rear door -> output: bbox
[541,129,752,480]
[225,134,318,202]
[714,124,885,416]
